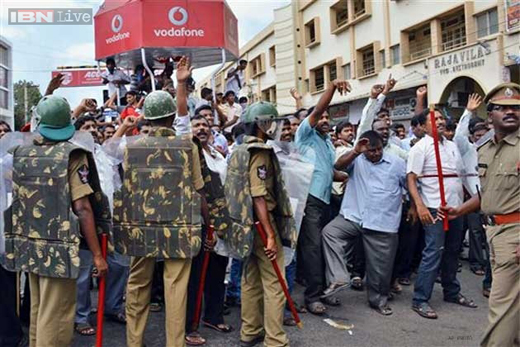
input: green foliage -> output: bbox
[14,80,42,130]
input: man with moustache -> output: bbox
[280,119,293,142]
[295,80,351,315]
[439,83,520,347]
[408,109,477,320]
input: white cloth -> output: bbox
[225,68,245,96]
[223,103,243,133]
[355,94,386,144]
[202,146,227,185]
[453,109,481,196]
[386,142,408,161]
[332,144,352,195]
[100,68,131,98]
[407,135,464,208]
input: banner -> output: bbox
[506,0,520,33]
[51,69,104,87]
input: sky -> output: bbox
[0,0,290,107]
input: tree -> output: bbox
[14,80,42,130]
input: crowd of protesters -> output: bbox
[0,55,518,347]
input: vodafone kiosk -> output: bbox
[94,0,239,91]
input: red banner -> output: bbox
[51,69,104,87]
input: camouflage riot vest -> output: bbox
[196,143,231,238]
[225,136,297,259]
[3,139,111,279]
[113,128,201,258]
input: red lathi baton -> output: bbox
[429,107,449,232]
[254,221,302,329]
[96,234,108,347]
[192,225,215,330]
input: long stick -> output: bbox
[254,221,302,329]
[96,234,108,347]
[16,272,20,317]
[192,225,215,330]
[429,107,449,232]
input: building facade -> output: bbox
[197,0,520,124]
[0,36,14,128]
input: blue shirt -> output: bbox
[340,153,406,233]
[295,117,335,204]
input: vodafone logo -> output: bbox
[111,14,123,33]
[168,6,188,26]
[106,14,130,44]
[61,72,73,86]
[155,6,204,38]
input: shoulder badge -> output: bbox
[77,164,89,184]
[257,165,267,180]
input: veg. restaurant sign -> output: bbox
[431,45,491,76]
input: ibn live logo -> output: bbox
[9,8,93,25]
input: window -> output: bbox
[361,46,375,76]
[0,90,8,109]
[311,67,325,92]
[343,63,351,80]
[262,86,277,104]
[476,8,498,38]
[0,46,8,66]
[330,1,349,32]
[305,18,320,47]
[249,54,265,77]
[353,0,366,18]
[0,67,7,89]
[269,46,276,67]
[441,11,466,51]
[379,50,386,69]
[391,45,400,65]
[408,24,432,61]
[328,61,337,82]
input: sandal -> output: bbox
[373,305,393,316]
[283,316,297,326]
[471,268,485,276]
[350,277,363,291]
[398,278,411,286]
[202,321,233,333]
[391,282,402,294]
[412,302,438,319]
[321,296,341,306]
[445,294,478,308]
[295,302,307,314]
[105,312,126,325]
[185,331,206,346]
[482,288,490,298]
[74,323,96,336]
[307,301,327,315]
[150,302,162,312]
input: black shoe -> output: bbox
[240,334,264,347]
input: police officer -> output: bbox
[440,82,520,347]
[115,57,210,347]
[3,95,109,347]
[225,102,297,347]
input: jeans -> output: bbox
[75,249,129,324]
[412,210,464,305]
[467,212,487,270]
[226,258,242,300]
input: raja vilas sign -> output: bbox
[432,45,491,76]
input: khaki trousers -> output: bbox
[481,223,520,347]
[28,273,76,347]
[126,257,192,347]
[241,232,288,347]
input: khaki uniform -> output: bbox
[125,130,204,347]
[241,148,289,347]
[29,151,93,347]
[478,128,520,347]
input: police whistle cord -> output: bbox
[192,225,215,331]
[254,221,303,329]
[430,106,449,232]
[96,234,108,347]
[418,173,479,178]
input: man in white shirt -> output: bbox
[222,91,243,134]
[101,57,131,105]
[407,109,477,320]
[225,60,247,97]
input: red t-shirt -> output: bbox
[120,105,139,120]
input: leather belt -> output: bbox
[490,212,520,226]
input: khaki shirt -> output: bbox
[68,150,94,202]
[478,128,520,215]
[249,148,277,211]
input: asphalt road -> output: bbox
[73,263,489,347]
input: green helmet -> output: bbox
[242,101,278,124]
[36,95,74,141]
[143,91,177,120]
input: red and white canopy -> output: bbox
[94,0,239,69]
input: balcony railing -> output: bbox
[441,36,466,52]
[409,47,432,61]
